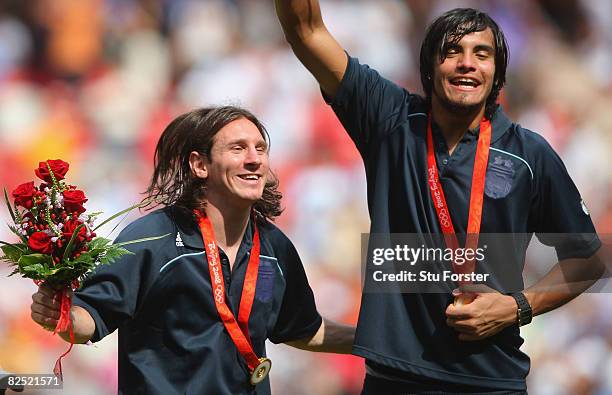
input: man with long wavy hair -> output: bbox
[276,3,603,394]
[30,106,355,394]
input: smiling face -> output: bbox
[431,28,496,116]
[192,117,269,210]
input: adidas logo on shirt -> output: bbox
[176,232,184,247]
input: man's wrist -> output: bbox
[511,292,533,326]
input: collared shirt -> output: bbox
[73,206,322,395]
[325,55,600,391]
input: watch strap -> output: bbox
[511,292,532,326]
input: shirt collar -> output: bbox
[170,205,255,252]
[430,105,511,143]
[489,105,512,143]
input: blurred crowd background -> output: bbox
[0,0,610,394]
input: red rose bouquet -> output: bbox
[1,159,166,379]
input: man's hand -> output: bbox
[445,284,516,341]
[286,319,355,354]
[30,284,95,344]
[30,284,69,331]
[274,0,347,97]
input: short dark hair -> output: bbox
[419,8,509,119]
[143,106,283,221]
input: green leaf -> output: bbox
[58,237,113,264]
[62,224,84,261]
[16,253,54,280]
[21,263,46,277]
[87,237,111,250]
[0,240,27,249]
[1,243,26,263]
[92,199,152,232]
[73,245,132,266]
[113,233,170,247]
[14,207,22,224]
[68,251,99,267]
[3,187,16,223]
[97,246,133,265]
[18,253,53,267]
[0,239,23,247]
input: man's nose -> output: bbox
[456,53,477,71]
[245,147,262,165]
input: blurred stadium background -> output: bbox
[0,0,610,394]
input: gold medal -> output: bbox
[249,357,272,385]
[453,294,475,306]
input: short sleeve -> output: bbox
[72,228,160,342]
[529,135,601,260]
[267,237,322,344]
[324,55,413,158]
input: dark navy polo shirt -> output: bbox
[325,56,601,391]
[73,206,322,395]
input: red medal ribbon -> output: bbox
[426,115,491,283]
[196,210,262,372]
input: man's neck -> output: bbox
[203,197,251,251]
[431,98,485,155]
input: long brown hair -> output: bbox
[419,8,509,119]
[143,106,283,221]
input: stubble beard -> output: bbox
[439,92,484,116]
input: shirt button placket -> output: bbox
[221,256,231,287]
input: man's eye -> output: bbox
[256,146,266,152]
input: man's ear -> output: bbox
[189,151,208,179]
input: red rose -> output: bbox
[12,181,36,209]
[63,189,87,214]
[62,219,87,243]
[28,231,54,254]
[35,159,69,183]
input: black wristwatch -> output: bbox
[511,292,532,326]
